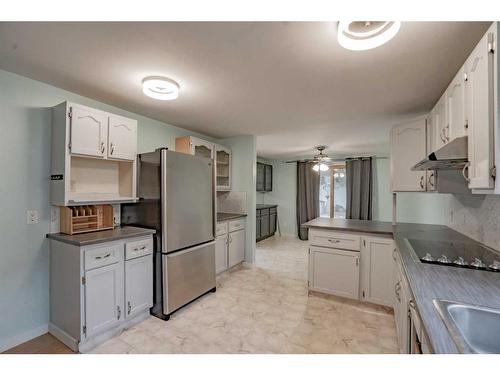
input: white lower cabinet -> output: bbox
[49,233,153,352]
[228,229,245,268]
[215,234,228,274]
[125,254,153,319]
[84,262,124,338]
[215,218,246,273]
[360,237,395,307]
[308,246,360,299]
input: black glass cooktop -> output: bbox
[408,238,500,272]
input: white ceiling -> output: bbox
[0,22,490,159]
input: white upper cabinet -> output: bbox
[108,115,137,161]
[433,92,448,147]
[447,68,467,141]
[175,136,214,159]
[70,106,108,158]
[216,145,232,191]
[465,28,496,190]
[391,118,427,192]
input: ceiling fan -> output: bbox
[286,146,332,171]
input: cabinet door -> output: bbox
[70,106,108,158]
[216,146,231,190]
[465,30,495,190]
[269,213,277,235]
[398,277,411,354]
[433,93,448,147]
[260,213,270,237]
[256,163,265,191]
[264,164,273,191]
[125,255,153,319]
[228,229,245,268]
[391,119,427,192]
[215,235,228,274]
[308,246,360,299]
[360,237,395,307]
[84,262,123,338]
[256,215,261,240]
[108,115,137,161]
[192,138,214,159]
[447,68,466,141]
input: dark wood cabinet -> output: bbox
[256,162,272,192]
[256,205,277,242]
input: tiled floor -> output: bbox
[89,235,398,354]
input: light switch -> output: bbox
[27,210,39,224]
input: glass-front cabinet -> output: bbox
[216,145,231,191]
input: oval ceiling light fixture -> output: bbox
[142,76,180,100]
[337,21,401,51]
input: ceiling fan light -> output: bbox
[312,164,320,172]
[319,163,329,171]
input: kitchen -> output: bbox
[1,8,500,373]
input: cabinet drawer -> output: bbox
[309,230,361,251]
[229,218,245,232]
[125,237,153,260]
[216,222,228,236]
[84,243,122,270]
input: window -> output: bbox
[319,164,346,218]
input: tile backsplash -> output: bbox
[447,194,500,250]
[217,191,247,214]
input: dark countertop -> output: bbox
[303,217,395,235]
[303,218,500,353]
[47,226,156,246]
[217,212,247,222]
[256,204,278,209]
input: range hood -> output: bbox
[411,136,468,171]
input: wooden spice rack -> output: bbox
[60,204,114,235]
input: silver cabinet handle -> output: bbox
[101,141,105,154]
[229,235,233,243]
[127,301,131,315]
[117,306,121,320]
[355,257,359,267]
[328,239,341,243]
[419,175,425,190]
[445,124,450,141]
[462,162,471,183]
[95,253,111,260]
[110,142,115,155]
[409,299,416,310]
[428,172,435,188]
[440,128,446,143]
[392,248,397,261]
[394,281,401,302]
[140,245,146,250]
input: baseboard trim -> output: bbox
[48,323,78,352]
[0,324,49,353]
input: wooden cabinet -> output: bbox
[308,246,360,299]
[125,254,153,319]
[228,229,245,268]
[48,233,153,352]
[215,234,228,274]
[256,162,273,192]
[175,136,214,159]
[360,237,395,307]
[70,105,108,158]
[108,114,137,161]
[216,145,232,191]
[465,29,496,190]
[84,262,124,338]
[214,219,245,273]
[51,102,137,206]
[391,118,427,192]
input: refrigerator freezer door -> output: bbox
[161,150,215,253]
[163,241,216,314]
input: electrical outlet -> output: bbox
[27,210,39,224]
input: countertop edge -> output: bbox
[46,226,156,246]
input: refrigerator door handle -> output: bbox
[161,149,168,253]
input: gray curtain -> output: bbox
[296,162,320,240]
[345,157,373,220]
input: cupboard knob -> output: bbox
[117,306,121,320]
[127,301,131,315]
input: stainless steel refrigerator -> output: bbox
[121,148,216,320]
